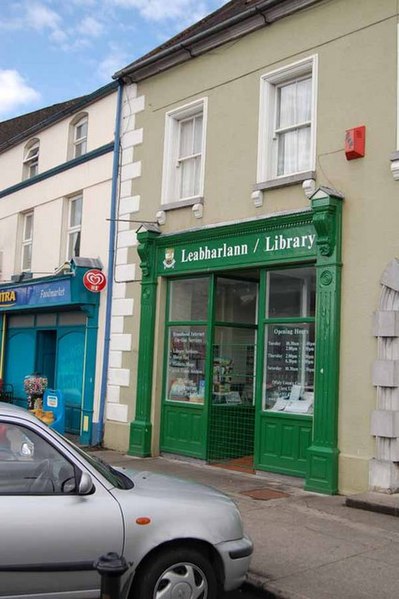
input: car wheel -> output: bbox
[133,546,218,599]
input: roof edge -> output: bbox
[114,0,323,83]
[0,80,119,155]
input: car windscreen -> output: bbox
[53,432,134,490]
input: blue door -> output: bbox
[4,330,35,406]
[55,329,85,435]
[35,330,57,388]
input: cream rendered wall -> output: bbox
[114,0,399,493]
[0,89,116,432]
[0,92,116,190]
[0,214,18,282]
[0,152,114,279]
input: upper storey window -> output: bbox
[257,56,317,185]
[73,115,88,158]
[23,139,39,180]
[162,98,207,205]
[275,77,312,176]
[66,194,82,260]
[21,211,34,272]
[68,113,88,160]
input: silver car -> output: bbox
[0,403,252,598]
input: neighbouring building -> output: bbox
[0,82,118,445]
[101,0,399,496]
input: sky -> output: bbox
[0,0,226,122]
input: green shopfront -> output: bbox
[130,189,343,494]
[0,261,101,445]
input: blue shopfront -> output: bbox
[0,261,101,445]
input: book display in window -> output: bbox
[167,326,206,404]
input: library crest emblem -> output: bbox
[163,248,176,269]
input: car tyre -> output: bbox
[133,546,218,599]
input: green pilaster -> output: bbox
[305,188,344,494]
[129,229,160,456]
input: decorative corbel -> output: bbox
[312,208,335,256]
[310,187,344,258]
[136,227,161,280]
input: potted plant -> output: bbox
[24,373,48,410]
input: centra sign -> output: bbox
[0,290,17,307]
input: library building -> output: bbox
[131,188,343,495]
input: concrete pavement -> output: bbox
[92,449,399,599]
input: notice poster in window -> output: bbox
[167,326,206,404]
[264,323,315,414]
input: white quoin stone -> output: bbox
[108,368,130,387]
[372,360,399,387]
[371,409,399,438]
[115,264,136,282]
[106,402,128,423]
[106,385,120,403]
[373,311,399,337]
[369,458,399,493]
[110,334,132,352]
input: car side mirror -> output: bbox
[78,472,94,495]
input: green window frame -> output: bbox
[164,276,210,405]
[261,265,316,416]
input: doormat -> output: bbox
[241,488,289,500]
[211,455,255,474]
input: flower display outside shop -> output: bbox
[24,374,48,410]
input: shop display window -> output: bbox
[166,325,206,404]
[267,267,315,318]
[215,278,258,324]
[213,327,256,405]
[263,266,316,415]
[169,277,209,321]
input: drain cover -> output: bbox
[241,488,289,500]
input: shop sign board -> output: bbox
[157,224,316,274]
[83,269,107,292]
[0,280,71,310]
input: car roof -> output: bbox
[0,402,36,420]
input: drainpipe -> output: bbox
[93,80,123,446]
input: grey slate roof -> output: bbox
[114,0,321,81]
[0,81,118,154]
[0,98,85,147]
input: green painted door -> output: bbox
[254,267,316,477]
[55,328,85,435]
[160,277,210,459]
[208,275,258,463]
[161,274,258,461]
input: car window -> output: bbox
[57,433,134,490]
[0,421,76,495]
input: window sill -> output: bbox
[254,171,316,192]
[161,197,204,211]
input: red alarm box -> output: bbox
[345,125,366,160]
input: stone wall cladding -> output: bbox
[371,259,399,492]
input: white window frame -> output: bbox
[73,116,88,158]
[257,55,318,184]
[66,195,82,260]
[161,98,208,205]
[23,141,39,179]
[21,212,34,272]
